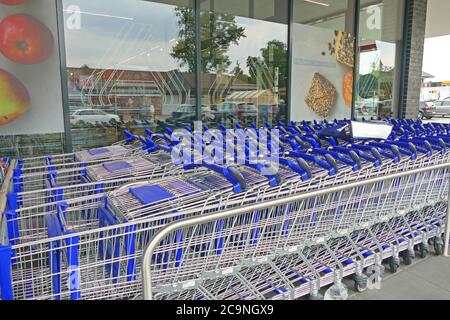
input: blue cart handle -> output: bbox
[312,148,361,172]
[123,130,139,144]
[183,162,247,193]
[279,157,312,181]
[402,137,444,155]
[144,138,172,154]
[235,159,282,187]
[145,128,177,146]
[288,151,338,176]
[366,142,401,163]
[379,141,418,160]
[346,144,384,165]
[332,146,382,167]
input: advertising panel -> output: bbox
[0,0,65,135]
[290,23,355,122]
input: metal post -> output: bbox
[194,0,202,122]
[286,0,293,124]
[444,177,450,257]
[55,0,73,153]
[0,159,16,231]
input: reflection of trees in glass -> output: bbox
[358,68,393,100]
[358,73,378,99]
[232,61,249,82]
[247,40,287,89]
[171,8,246,73]
[261,40,288,89]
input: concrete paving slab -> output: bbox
[348,255,450,300]
[350,271,450,300]
[406,256,450,291]
[422,118,450,124]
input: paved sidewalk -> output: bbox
[348,253,450,300]
[423,118,450,124]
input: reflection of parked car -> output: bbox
[140,104,155,117]
[380,100,394,118]
[214,102,257,125]
[70,109,120,125]
[165,104,214,126]
[355,100,379,117]
[419,100,450,120]
[355,99,394,118]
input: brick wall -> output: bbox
[400,0,428,119]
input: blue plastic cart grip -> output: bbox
[65,235,80,300]
[4,210,19,247]
[125,225,136,281]
[0,245,13,300]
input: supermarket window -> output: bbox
[291,0,357,122]
[421,0,450,109]
[197,0,289,128]
[62,0,196,150]
[355,0,405,119]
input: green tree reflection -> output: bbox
[171,7,246,73]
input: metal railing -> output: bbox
[0,160,15,246]
[141,162,450,300]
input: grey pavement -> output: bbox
[348,253,450,300]
[422,118,450,124]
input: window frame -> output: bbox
[56,0,408,153]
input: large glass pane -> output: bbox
[196,0,288,128]
[420,0,450,121]
[63,0,196,150]
[291,0,356,122]
[356,0,405,119]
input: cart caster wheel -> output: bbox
[308,293,323,301]
[354,282,367,293]
[324,282,348,300]
[434,243,444,256]
[400,251,412,266]
[388,257,400,273]
[353,274,368,293]
[418,243,429,258]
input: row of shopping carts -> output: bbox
[0,118,449,300]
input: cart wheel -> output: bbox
[419,243,429,258]
[308,293,323,301]
[354,282,367,293]
[434,242,444,256]
[400,251,412,266]
[353,274,368,293]
[388,258,399,273]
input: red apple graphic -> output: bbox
[0,69,30,125]
[0,14,54,64]
[0,0,28,5]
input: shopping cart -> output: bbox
[141,163,449,300]
[7,125,280,208]
[12,131,144,172]
[1,120,450,300]
[1,149,448,300]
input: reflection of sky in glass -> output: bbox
[230,17,287,74]
[63,0,287,74]
[423,35,450,82]
[63,0,182,71]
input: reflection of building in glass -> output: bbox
[67,66,195,119]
